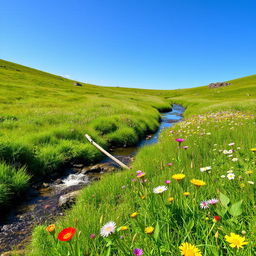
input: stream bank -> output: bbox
[0,104,184,254]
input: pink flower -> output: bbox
[167,162,173,166]
[183,146,189,150]
[137,172,146,178]
[133,248,143,256]
[175,138,185,143]
[165,180,171,184]
[90,234,96,239]
[200,201,209,209]
[207,198,219,205]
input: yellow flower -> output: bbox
[190,179,206,187]
[225,233,248,249]
[239,183,246,188]
[179,242,202,256]
[172,174,186,181]
[140,195,146,200]
[46,224,55,234]
[183,192,190,196]
[130,212,138,218]
[144,226,154,234]
[167,197,174,202]
[119,226,128,231]
[250,148,256,152]
[245,170,253,175]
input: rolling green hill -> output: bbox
[0,59,255,207]
[0,59,170,206]
[1,60,256,255]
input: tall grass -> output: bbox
[29,111,256,255]
[0,163,30,205]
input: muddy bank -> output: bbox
[0,104,184,254]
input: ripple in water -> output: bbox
[59,173,89,187]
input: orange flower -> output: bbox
[57,227,76,242]
[46,224,55,234]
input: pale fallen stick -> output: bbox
[85,134,131,170]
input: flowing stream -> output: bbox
[0,104,184,254]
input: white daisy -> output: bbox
[100,221,116,237]
[247,181,254,185]
[200,167,206,172]
[227,173,235,180]
[153,185,168,194]
[231,158,238,162]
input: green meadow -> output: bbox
[0,59,170,206]
[0,60,256,255]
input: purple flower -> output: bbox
[175,138,185,143]
[165,180,171,184]
[183,146,189,150]
[167,162,173,166]
[133,248,143,256]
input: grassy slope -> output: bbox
[1,60,255,255]
[0,59,171,206]
[28,69,256,254]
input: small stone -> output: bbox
[58,191,80,208]
[208,82,231,88]
[42,183,49,188]
[74,82,83,86]
[54,179,62,185]
[73,164,83,168]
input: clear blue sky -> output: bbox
[1,0,255,89]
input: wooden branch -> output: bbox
[85,134,131,170]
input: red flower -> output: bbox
[57,227,76,241]
[213,216,221,222]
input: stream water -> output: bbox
[0,104,184,254]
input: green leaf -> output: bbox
[106,246,111,256]
[187,219,194,231]
[219,192,230,208]
[229,200,243,217]
[154,221,160,241]
[208,246,219,256]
